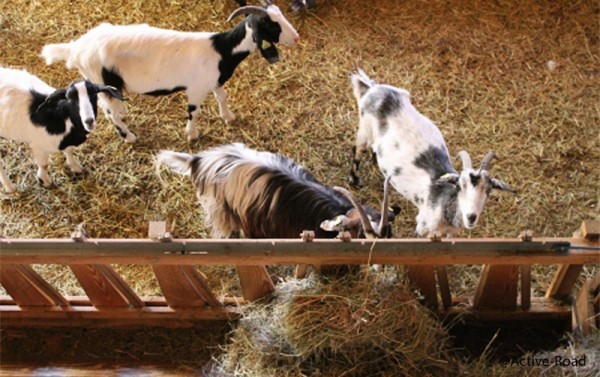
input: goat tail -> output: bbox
[350,66,376,101]
[156,151,195,185]
[41,43,73,65]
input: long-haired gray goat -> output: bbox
[157,143,398,240]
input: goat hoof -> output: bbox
[222,112,236,123]
[124,133,137,144]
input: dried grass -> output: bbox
[208,270,457,377]
[0,0,598,373]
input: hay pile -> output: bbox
[209,270,456,376]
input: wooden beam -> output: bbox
[572,279,594,336]
[436,266,452,309]
[152,265,221,308]
[0,304,241,328]
[69,265,144,308]
[474,265,520,309]
[1,238,596,266]
[0,264,68,308]
[442,297,570,322]
[236,266,275,301]
[545,264,584,301]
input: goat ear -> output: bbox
[490,178,517,194]
[97,85,124,101]
[436,173,459,186]
[36,89,66,112]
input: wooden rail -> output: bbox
[0,220,598,329]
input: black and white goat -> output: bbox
[236,0,315,12]
[157,143,398,240]
[41,0,299,143]
[349,69,515,237]
[0,67,122,192]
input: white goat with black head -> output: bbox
[41,0,299,143]
[349,68,515,237]
[157,143,398,240]
[0,67,122,192]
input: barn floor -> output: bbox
[0,325,231,375]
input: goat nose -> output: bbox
[467,214,477,224]
[84,118,95,129]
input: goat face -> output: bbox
[440,151,516,229]
[321,177,401,239]
[260,4,299,47]
[229,2,299,47]
[39,81,123,133]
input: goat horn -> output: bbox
[457,150,473,170]
[333,186,377,238]
[227,6,268,23]
[377,176,391,237]
[480,151,497,171]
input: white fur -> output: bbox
[42,6,299,142]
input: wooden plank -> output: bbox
[0,304,241,328]
[436,266,452,309]
[406,265,438,310]
[236,265,275,301]
[580,219,600,240]
[0,264,68,308]
[442,297,571,321]
[520,264,531,309]
[572,279,593,336]
[545,264,584,301]
[152,265,221,308]
[2,238,597,266]
[473,265,520,309]
[295,264,309,279]
[69,265,143,308]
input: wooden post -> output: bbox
[546,220,598,302]
[406,265,438,310]
[520,264,531,309]
[236,266,275,301]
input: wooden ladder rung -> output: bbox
[69,264,144,308]
[0,264,69,308]
[153,265,222,308]
[473,265,520,309]
[236,265,275,302]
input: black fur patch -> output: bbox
[362,87,402,135]
[413,146,456,182]
[144,86,186,97]
[187,104,198,120]
[469,172,481,187]
[102,67,125,92]
[211,21,252,86]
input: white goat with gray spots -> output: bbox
[349,68,515,237]
[0,67,121,192]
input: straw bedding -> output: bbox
[0,0,598,374]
